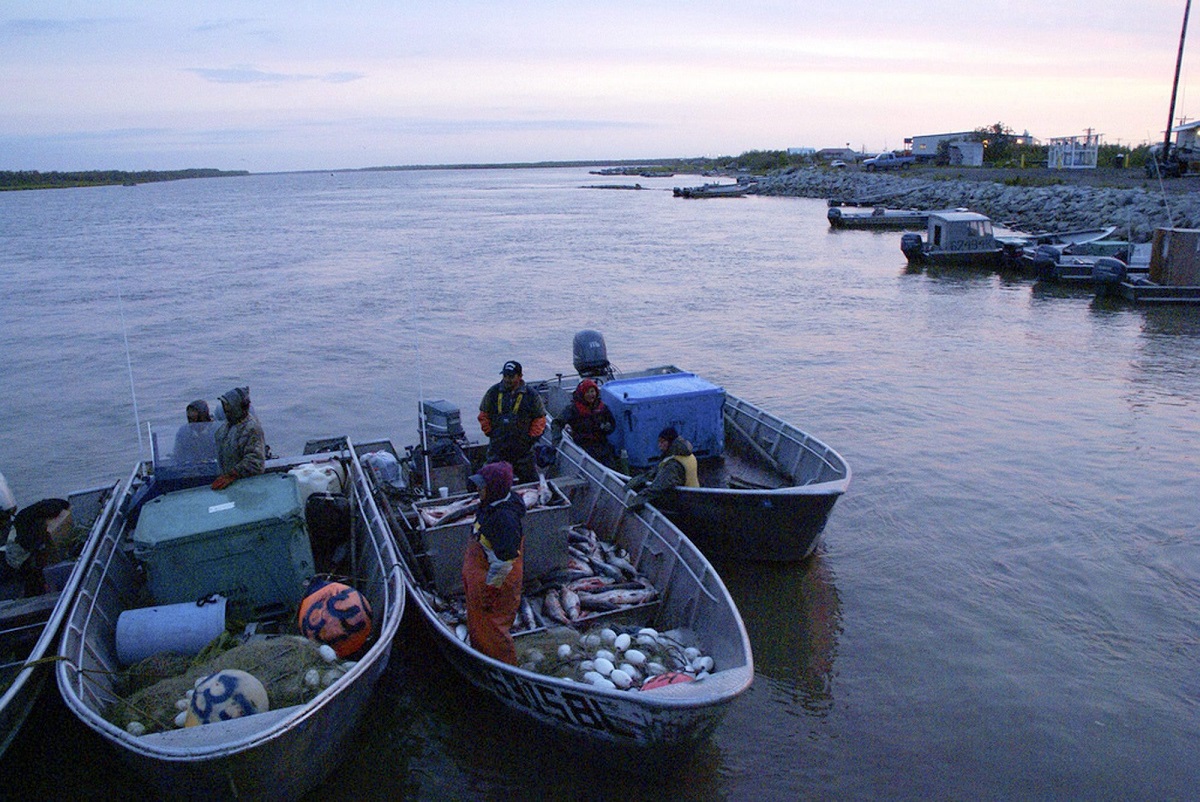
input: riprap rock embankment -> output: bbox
[753,169,1200,241]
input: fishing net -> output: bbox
[108,635,334,734]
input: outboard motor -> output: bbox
[572,329,610,377]
[1091,256,1127,287]
[900,233,924,262]
[1031,244,1060,280]
[421,399,466,457]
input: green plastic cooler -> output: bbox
[132,472,315,613]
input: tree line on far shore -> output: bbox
[0,168,249,191]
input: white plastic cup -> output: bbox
[438,486,449,498]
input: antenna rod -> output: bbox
[117,283,144,457]
[1164,0,1193,162]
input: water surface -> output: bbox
[2,168,1197,799]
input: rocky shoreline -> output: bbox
[752,167,1200,241]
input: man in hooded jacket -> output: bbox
[624,427,699,511]
[212,386,266,490]
[461,460,525,664]
[551,378,617,468]
[172,399,218,467]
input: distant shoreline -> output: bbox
[0,160,689,190]
[0,168,250,191]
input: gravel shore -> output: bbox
[753,166,1200,241]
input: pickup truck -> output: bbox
[862,152,916,171]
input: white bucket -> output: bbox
[288,461,346,505]
[115,595,227,666]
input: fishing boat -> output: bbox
[827,205,932,230]
[1026,240,1151,283]
[902,211,1112,268]
[1093,226,1200,304]
[1,482,120,757]
[900,210,1007,267]
[56,435,405,801]
[531,331,851,562]
[356,431,754,748]
[672,182,751,198]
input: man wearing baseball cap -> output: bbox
[478,360,547,483]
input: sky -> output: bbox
[2,1,1198,173]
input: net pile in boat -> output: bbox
[108,635,336,734]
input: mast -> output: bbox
[1163,0,1192,162]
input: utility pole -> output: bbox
[1163,0,1192,164]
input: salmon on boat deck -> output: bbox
[55,435,404,802]
[357,432,754,747]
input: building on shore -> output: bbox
[908,131,974,161]
[1048,131,1100,169]
[815,147,858,162]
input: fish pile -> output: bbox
[518,625,716,692]
[416,476,557,529]
[538,530,655,626]
[424,524,658,637]
[417,496,478,528]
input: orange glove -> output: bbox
[211,473,238,490]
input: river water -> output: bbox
[2,168,1198,799]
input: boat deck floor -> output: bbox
[698,451,789,491]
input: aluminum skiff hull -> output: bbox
[361,435,753,748]
[55,441,404,801]
[536,367,851,562]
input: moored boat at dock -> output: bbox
[827,205,931,230]
[673,182,751,198]
[1093,227,1200,304]
[903,211,1113,269]
[1026,240,1151,283]
[901,210,1007,267]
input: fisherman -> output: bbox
[461,461,525,665]
[623,427,699,512]
[211,386,266,490]
[171,399,219,467]
[478,360,547,484]
[551,378,617,468]
[0,472,15,542]
[1,473,73,598]
[0,472,19,594]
